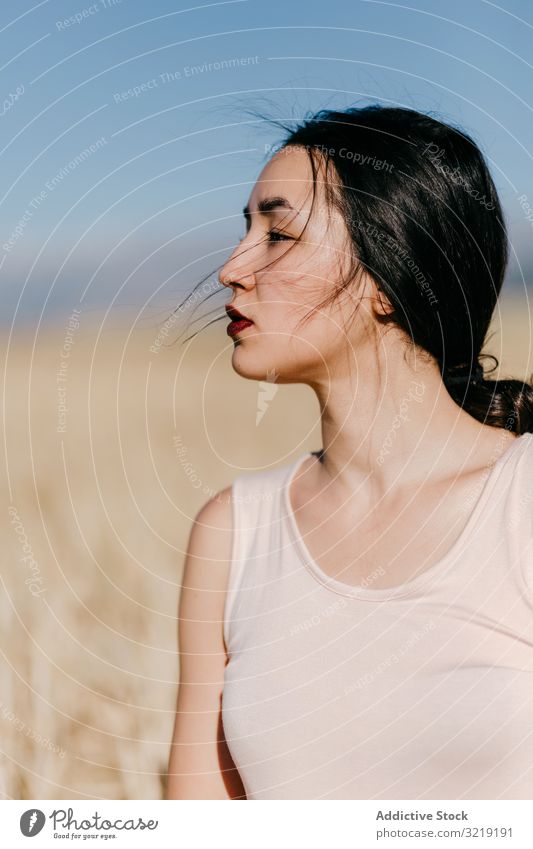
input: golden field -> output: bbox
[0,290,531,799]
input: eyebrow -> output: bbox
[242,196,294,220]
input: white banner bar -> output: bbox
[2,799,533,848]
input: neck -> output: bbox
[307,364,514,497]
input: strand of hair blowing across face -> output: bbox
[266,103,533,434]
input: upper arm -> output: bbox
[165,486,246,799]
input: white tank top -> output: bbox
[222,433,533,800]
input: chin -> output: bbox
[230,350,272,382]
[230,349,307,386]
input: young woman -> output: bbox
[165,104,533,800]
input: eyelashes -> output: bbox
[266,229,292,243]
[239,228,293,244]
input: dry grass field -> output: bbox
[0,290,531,799]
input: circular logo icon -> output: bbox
[20,809,46,837]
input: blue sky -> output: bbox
[1,0,532,326]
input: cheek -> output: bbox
[260,282,344,344]
[258,258,329,304]
[285,317,344,367]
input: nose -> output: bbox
[218,239,257,290]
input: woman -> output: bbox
[165,104,533,800]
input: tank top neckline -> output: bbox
[283,432,532,601]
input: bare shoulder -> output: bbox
[193,485,234,529]
[187,486,234,580]
[183,485,234,599]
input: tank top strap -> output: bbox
[224,457,304,650]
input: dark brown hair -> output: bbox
[171,103,533,434]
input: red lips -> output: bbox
[225,304,252,323]
[225,304,254,338]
